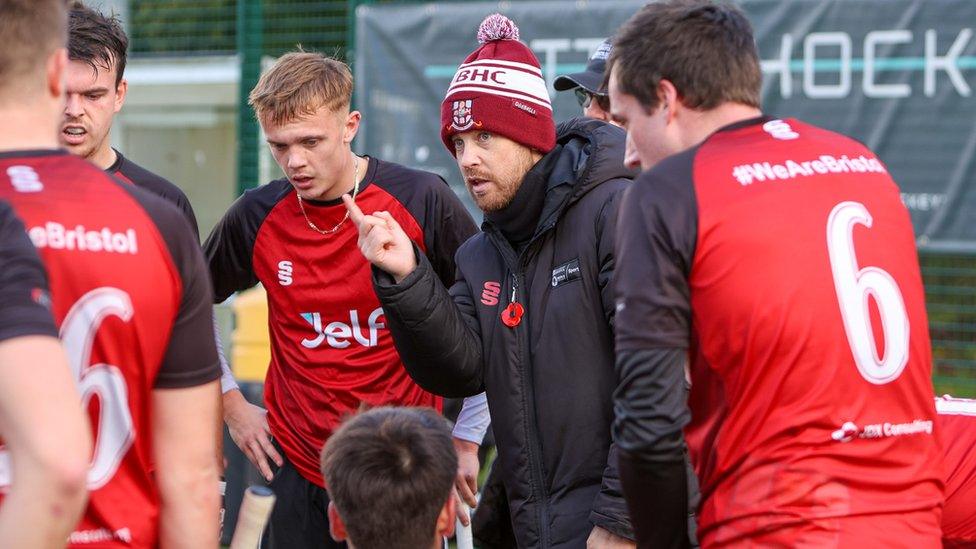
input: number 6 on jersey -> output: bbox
[827,201,910,385]
[0,288,135,490]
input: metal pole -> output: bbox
[347,0,369,106]
[236,0,264,196]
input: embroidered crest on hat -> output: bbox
[452,99,474,131]
[440,13,556,156]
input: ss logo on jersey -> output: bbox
[278,260,293,286]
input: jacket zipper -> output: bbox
[512,269,551,548]
[492,228,553,548]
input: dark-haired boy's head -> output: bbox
[67,0,127,86]
[321,407,457,549]
[61,1,129,165]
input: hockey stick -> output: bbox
[455,501,474,549]
[229,485,276,549]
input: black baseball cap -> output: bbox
[554,39,612,93]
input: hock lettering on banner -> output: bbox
[357,0,976,248]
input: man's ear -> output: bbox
[435,491,457,539]
[343,110,362,144]
[47,47,68,100]
[327,501,349,543]
[114,77,128,113]
[658,79,680,123]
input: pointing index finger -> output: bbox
[342,194,366,227]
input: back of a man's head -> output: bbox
[321,407,457,549]
[0,0,68,102]
[67,0,128,86]
[608,0,761,113]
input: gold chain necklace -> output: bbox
[297,154,362,235]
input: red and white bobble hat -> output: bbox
[440,13,556,156]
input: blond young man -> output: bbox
[203,51,477,548]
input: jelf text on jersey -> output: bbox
[300,307,386,349]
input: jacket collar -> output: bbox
[482,117,637,251]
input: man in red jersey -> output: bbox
[0,200,91,548]
[63,2,240,462]
[935,395,976,548]
[203,50,478,548]
[606,1,944,547]
[61,1,198,237]
[0,1,223,547]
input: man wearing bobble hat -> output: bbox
[346,13,639,548]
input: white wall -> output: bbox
[116,56,240,240]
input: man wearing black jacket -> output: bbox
[345,14,637,549]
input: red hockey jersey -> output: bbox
[0,150,220,548]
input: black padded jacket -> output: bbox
[374,118,637,548]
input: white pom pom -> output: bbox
[477,13,519,44]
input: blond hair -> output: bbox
[248,50,353,126]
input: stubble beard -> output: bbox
[470,147,536,213]
[81,132,110,165]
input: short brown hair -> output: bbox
[68,1,128,87]
[0,0,68,97]
[321,407,457,549]
[249,50,353,126]
[608,0,761,112]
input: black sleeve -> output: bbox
[0,201,58,342]
[619,445,691,549]
[373,244,485,398]
[115,185,221,389]
[145,181,200,242]
[202,192,265,303]
[151,202,221,389]
[614,163,697,351]
[615,349,692,548]
[612,155,698,548]
[116,157,201,241]
[420,177,478,287]
[173,193,200,242]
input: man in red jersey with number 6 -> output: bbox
[606,1,943,547]
[0,1,222,547]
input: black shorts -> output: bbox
[261,450,346,549]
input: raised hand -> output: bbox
[343,194,418,282]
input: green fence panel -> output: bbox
[922,252,976,396]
